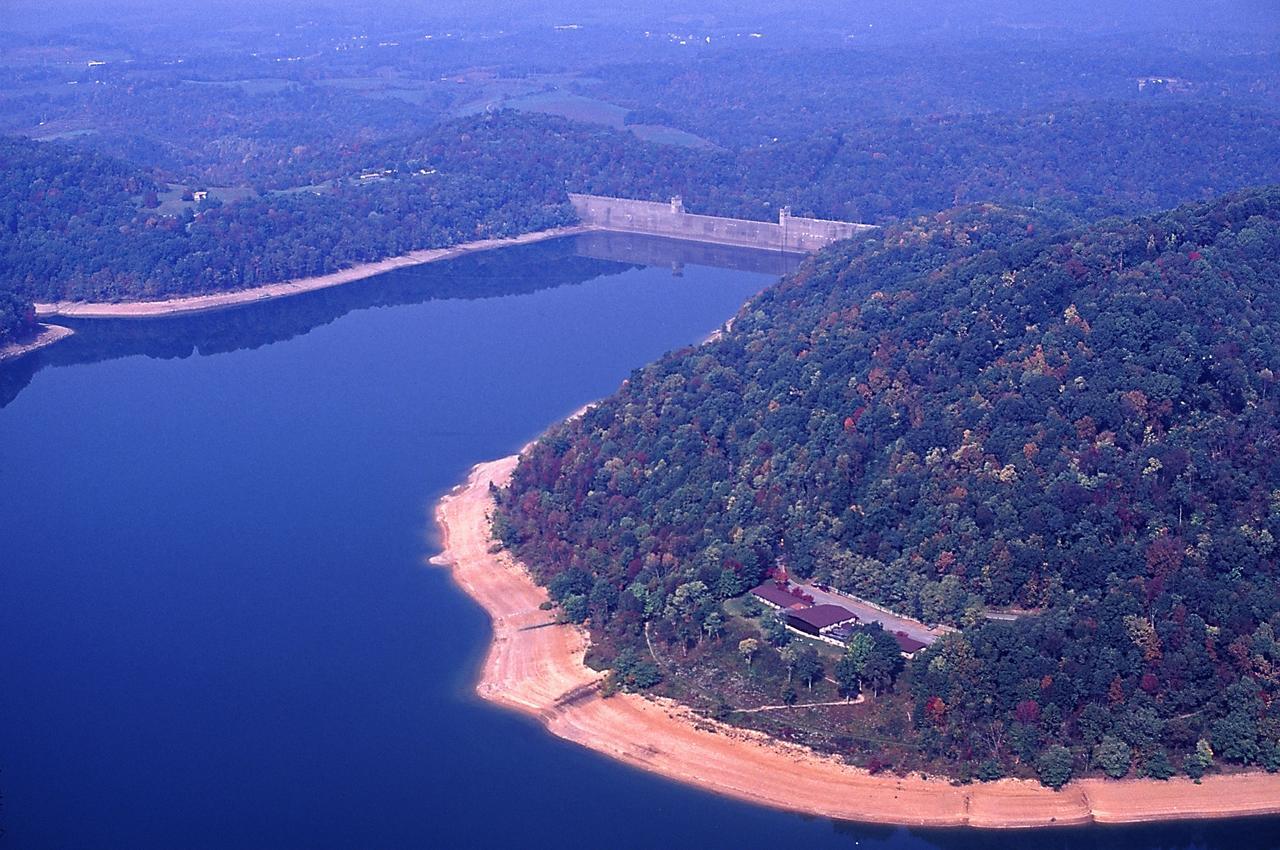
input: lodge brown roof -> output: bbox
[787,604,858,630]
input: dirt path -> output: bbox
[431,455,1280,828]
[734,697,863,713]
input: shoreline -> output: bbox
[33,225,595,321]
[0,323,75,364]
[431,455,1280,829]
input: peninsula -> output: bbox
[432,455,1280,828]
[0,323,75,364]
[470,188,1280,825]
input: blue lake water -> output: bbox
[1,235,1278,849]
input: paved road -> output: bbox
[795,582,951,646]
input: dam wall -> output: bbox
[569,194,872,254]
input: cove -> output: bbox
[1,234,1278,849]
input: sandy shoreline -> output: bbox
[34,225,594,321]
[431,455,1280,828]
[0,323,75,364]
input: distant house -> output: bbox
[785,604,858,637]
[751,581,807,610]
[192,190,208,202]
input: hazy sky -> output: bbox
[5,0,1278,37]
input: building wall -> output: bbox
[784,613,824,636]
[782,623,847,648]
[569,194,872,254]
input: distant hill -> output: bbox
[497,188,1280,782]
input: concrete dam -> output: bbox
[569,193,873,254]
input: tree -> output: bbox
[1186,738,1214,780]
[703,611,725,642]
[862,629,903,696]
[717,567,744,599]
[1036,745,1075,789]
[559,593,588,624]
[1075,702,1113,745]
[780,644,800,683]
[664,580,710,652]
[613,650,662,691]
[549,569,593,601]
[764,612,792,647]
[1093,735,1132,778]
[1142,748,1175,780]
[588,581,619,623]
[1218,717,1260,767]
[739,637,760,667]
[835,632,873,697]
[1259,740,1280,773]
[793,648,824,691]
[976,759,1005,781]
[1212,682,1263,764]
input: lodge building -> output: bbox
[750,580,932,658]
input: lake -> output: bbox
[1,234,1277,849]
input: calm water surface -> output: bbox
[1,236,1278,849]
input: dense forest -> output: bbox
[496,188,1280,785]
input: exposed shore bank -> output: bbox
[34,225,595,321]
[432,455,1280,829]
[0,323,75,364]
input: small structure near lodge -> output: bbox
[750,579,811,610]
[891,632,928,658]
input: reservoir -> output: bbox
[1,234,1277,849]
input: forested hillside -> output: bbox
[0,134,573,308]
[496,188,1280,783]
